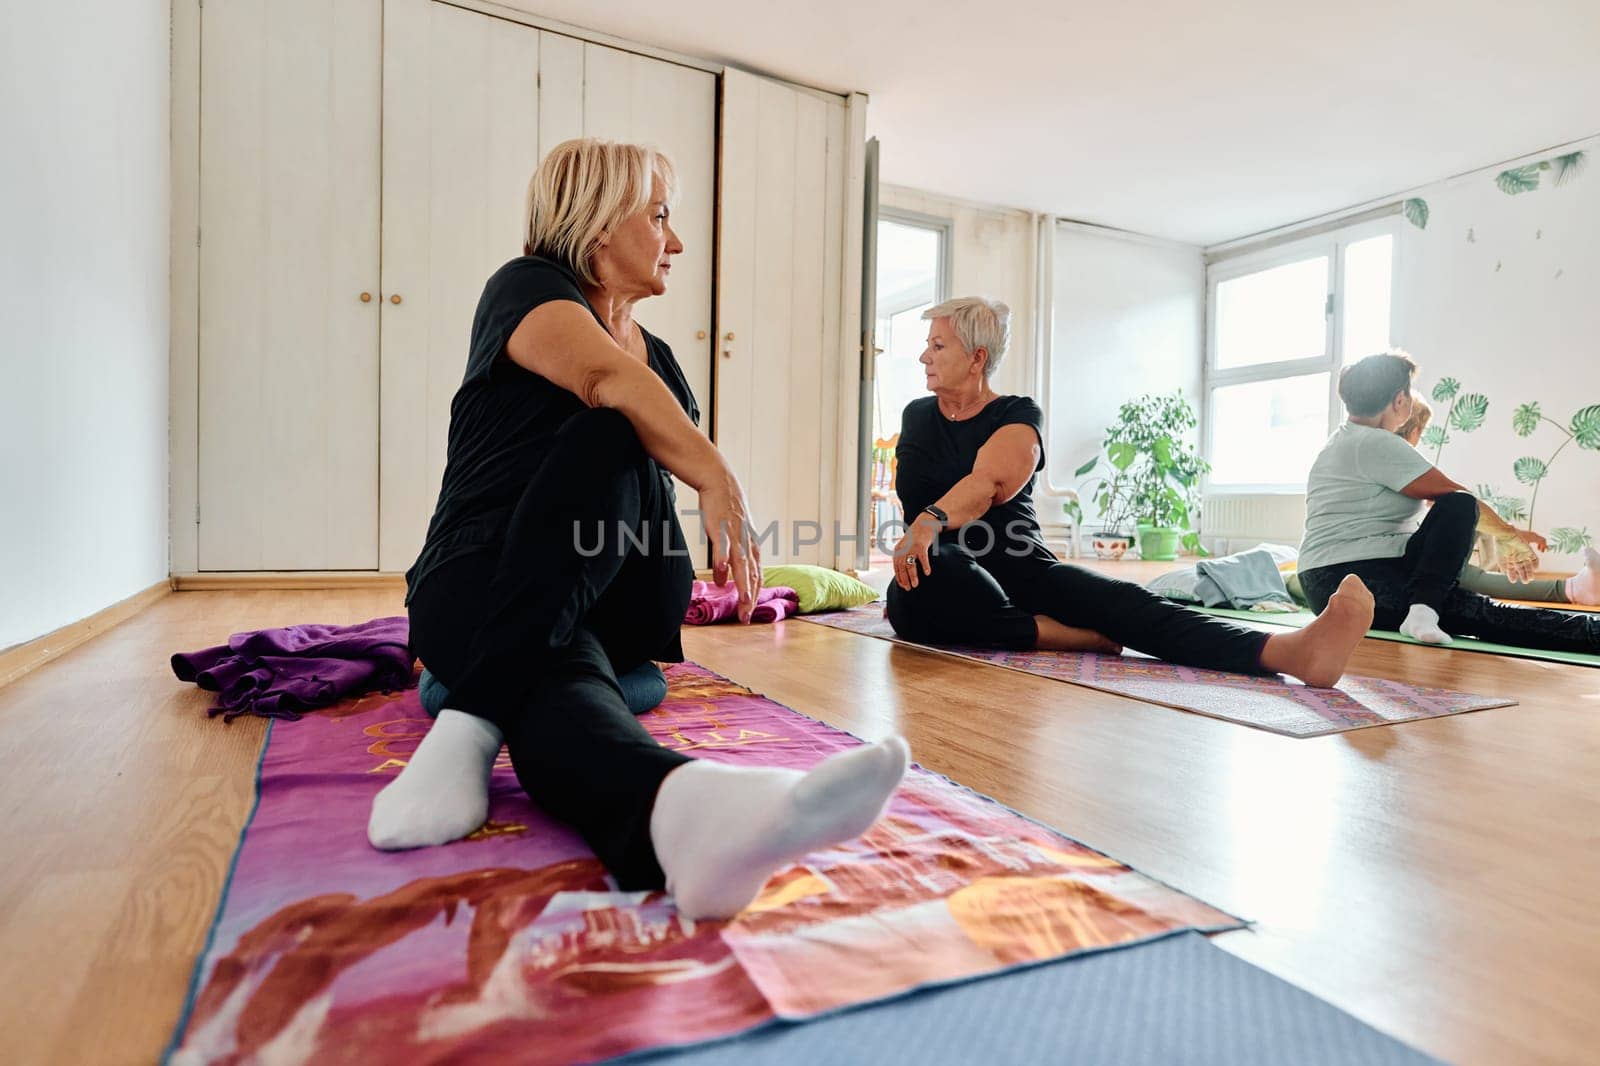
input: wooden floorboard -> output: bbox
[1,574,1596,1065]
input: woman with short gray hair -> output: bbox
[886,296,1375,688]
[371,138,909,920]
[925,296,1011,380]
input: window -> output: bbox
[1204,223,1396,489]
[865,210,950,566]
[873,213,951,442]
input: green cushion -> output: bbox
[762,564,879,614]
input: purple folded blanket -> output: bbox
[171,616,415,721]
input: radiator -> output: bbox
[1200,493,1306,555]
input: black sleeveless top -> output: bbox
[894,394,1047,553]
[404,256,699,602]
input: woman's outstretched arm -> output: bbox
[893,424,1039,588]
[506,300,762,616]
[1400,467,1544,580]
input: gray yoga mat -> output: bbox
[636,930,1436,1065]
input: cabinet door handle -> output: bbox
[360,292,373,303]
[389,294,403,305]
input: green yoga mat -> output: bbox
[1194,606,1600,668]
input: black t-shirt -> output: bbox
[894,395,1047,554]
[404,256,699,601]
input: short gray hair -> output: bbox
[923,297,1011,378]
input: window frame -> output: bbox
[1202,216,1400,493]
[871,208,953,443]
[875,207,953,314]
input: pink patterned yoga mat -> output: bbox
[802,605,1516,738]
[167,663,1242,1065]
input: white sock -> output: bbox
[650,737,911,920]
[367,709,504,850]
[1400,603,1453,645]
[1564,547,1600,606]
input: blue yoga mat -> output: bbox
[636,931,1436,1065]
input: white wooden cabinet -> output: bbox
[376,1,540,575]
[197,0,382,570]
[182,0,860,574]
[578,42,717,558]
[716,70,852,565]
[375,9,715,571]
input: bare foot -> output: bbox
[1035,616,1123,655]
[1258,575,1374,687]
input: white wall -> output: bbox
[1393,135,1600,566]
[0,1,170,649]
[1045,224,1205,538]
[878,184,1037,399]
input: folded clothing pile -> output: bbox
[172,616,415,721]
[1148,545,1303,612]
[684,581,799,624]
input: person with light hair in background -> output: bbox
[1397,393,1600,606]
[885,296,1377,688]
[369,138,911,921]
[1297,351,1600,650]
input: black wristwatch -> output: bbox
[919,505,949,526]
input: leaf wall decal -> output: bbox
[1550,527,1594,553]
[1496,165,1541,195]
[1449,393,1489,432]
[1513,456,1548,484]
[1572,404,1600,449]
[1512,402,1541,437]
[1551,151,1587,187]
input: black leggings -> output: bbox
[886,535,1271,674]
[1300,492,1600,654]
[408,407,694,890]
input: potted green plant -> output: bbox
[1063,462,1137,559]
[1074,392,1209,562]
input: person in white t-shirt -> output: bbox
[1299,351,1600,652]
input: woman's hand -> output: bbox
[698,467,763,622]
[1496,533,1540,584]
[892,513,940,591]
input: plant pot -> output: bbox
[1138,526,1181,562]
[1090,532,1134,560]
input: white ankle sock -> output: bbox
[1400,603,1453,645]
[368,709,504,850]
[1565,547,1600,606]
[650,737,911,920]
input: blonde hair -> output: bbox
[523,139,677,286]
[1397,392,1433,442]
[923,296,1011,378]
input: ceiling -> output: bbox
[518,0,1600,245]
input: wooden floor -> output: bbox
[2,566,1597,1065]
